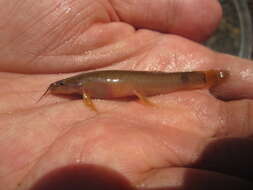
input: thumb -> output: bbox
[110,0,222,41]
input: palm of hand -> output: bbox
[1,0,253,189]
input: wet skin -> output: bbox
[0,0,253,190]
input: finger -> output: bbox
[0,0,127,74]
[209,54,253,100]
[0,0,221,73]
[193,137,253,182]
[110,0,222,41]
[1,25,158,73]
[139,167,253,189]
[23,165,134,190]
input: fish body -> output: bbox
[48,70,228,99]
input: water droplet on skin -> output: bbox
[240,69,252,80]
[65,7,71,14]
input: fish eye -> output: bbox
[58,81,65,86]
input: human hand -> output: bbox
[1,0,253,190]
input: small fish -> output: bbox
[38,70,229,111]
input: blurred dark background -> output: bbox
[249,0,253,59]
[206,0,253,59]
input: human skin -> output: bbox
[0,0,253,189]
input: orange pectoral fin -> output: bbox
[133,90,154,106]
[82,90,97,112]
